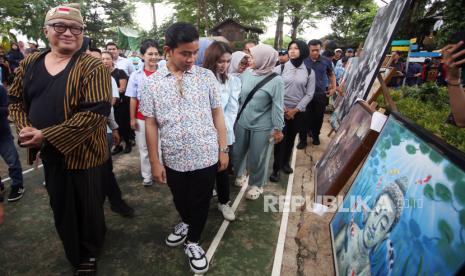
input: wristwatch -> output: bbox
[219,147,229,153]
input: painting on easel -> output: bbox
[315,100,379,198]
[331,0,411,130]
[330,113,465,276]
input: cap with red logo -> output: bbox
[44,3,84,25]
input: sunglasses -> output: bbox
[47,23,84,35]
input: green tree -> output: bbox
[166,0,276,36]
[286,0,319,41]
[0,0,135,48]
[436,0,465,45]
[313,0,377,46]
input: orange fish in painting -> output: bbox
[416,175,432,185]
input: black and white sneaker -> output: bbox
[165,222,189,247]
[8,186,25,202]
[184,242,209,274]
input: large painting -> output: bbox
[315,100,379,198]
[331,0,411,130]
[330,113,465,276]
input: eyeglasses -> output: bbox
[47,23,84,35]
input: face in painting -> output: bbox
[362,194,397,249]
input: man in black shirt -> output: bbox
[297,39,336,148]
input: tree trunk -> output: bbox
[196,0,201,31]
[203,0,209,36]
[274,0,286,49]
[150,1,157,33]
[291,16,301,40]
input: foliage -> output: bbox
[261,35,293,48]
[435,0,465,46]
[166,0,276,36]
[285,0,320,40]
[0,0,135,48]
[314,0,377,47]
[375,84,465,153]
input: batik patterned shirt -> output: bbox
[139,65,221,172]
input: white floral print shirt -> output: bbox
[139,65,221,172]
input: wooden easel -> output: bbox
[367,68,397,105]
[374,72,398,112]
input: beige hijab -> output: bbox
[250,44,278,76]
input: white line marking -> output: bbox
[194,181,249,276]
[271,139,298,276]
[2,164,43,182]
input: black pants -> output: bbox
[42,147,106,267]
[299,93,328,142]
[104,155,124,206]
[216,151,231,204]
[165,164,217,243]
[273,112,303,172]
[104,133,125,206]
[114,95,131,146]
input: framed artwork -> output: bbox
[315,100,379,198]
[330,112,465,276]
[331,0,411,130]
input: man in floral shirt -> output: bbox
[140,22,228,274]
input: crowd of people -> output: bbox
[0,2,464,276]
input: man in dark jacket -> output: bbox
[0,85,25,202]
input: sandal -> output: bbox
[234,174,249,187]
[245,186,263,200]
[74,258,97,276]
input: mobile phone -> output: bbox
[449,31,465,69]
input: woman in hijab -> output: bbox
[232,44,284,200]
[269,40,315,182]
[229,51,251,76]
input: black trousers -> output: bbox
[42,147,106,267]
[114,95,131,146]
[165,164,217,243]
[273,112,304,172]
[104,133,124,206]
[216,150,231,204]
[299,93,328,142]
[104,155,124,206]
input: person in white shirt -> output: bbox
[125,39,162,186]
[105,42,135,77]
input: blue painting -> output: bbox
[330,114,465,276]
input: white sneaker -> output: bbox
[166,222,189,247]
[234,174,249,187]
[218,203,236,221]
[212,188,217,197]
[143,180,153,187]
[184,242,209,274]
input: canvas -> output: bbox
[331,57,360,130]
[331,0,411,130]
[315,101,378,198]
[330,113,465,276]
